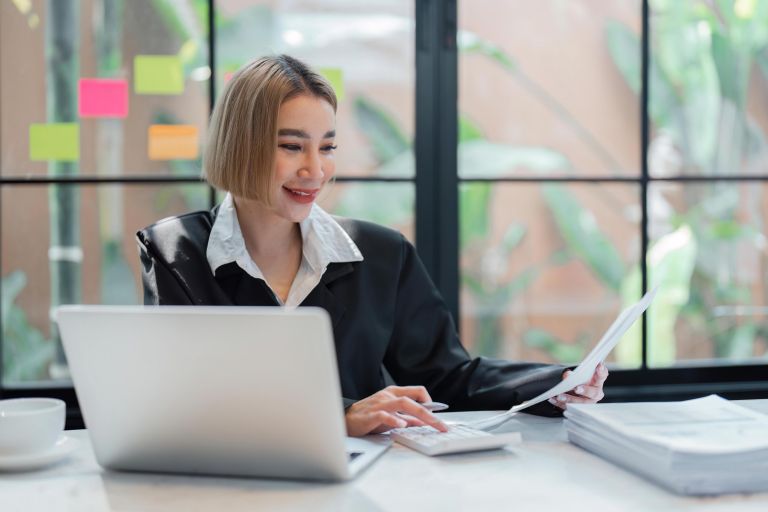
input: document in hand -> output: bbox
[564,395,768,495]
[467,288,658,432]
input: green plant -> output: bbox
[2,272,55,382]
[344,20,653,364]
[351,92,618,364]
[607,0,768,363]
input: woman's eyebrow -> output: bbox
[277,128,336,138]
[278,128,309,138]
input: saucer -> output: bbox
[0,435,78,472]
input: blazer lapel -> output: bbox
[215,261,356,320]
[301,262,355,329]
[214,263,279,306]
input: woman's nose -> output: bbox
[298,150,325,179]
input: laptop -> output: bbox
[56,305,390,481]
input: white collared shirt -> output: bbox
[206,193,364,308]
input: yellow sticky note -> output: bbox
[148,125,199,160]
[318,68,345,101]
[29,123,79,161]
[135,55,184,95]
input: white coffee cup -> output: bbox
[0,398,66,456]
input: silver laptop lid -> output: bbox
[57,305,358,481]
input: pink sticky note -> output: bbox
[78,78,129,118]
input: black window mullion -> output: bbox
[640,0,650,371]
[415,0,459,323]
[208,0,217,210]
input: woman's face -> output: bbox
[269,94,337,223]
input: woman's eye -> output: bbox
[321,144,338,152]
[279,144,301,152]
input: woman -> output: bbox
[137,55,608,437]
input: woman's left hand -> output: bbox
[548,362,608,410]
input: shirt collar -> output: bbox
[206,193,363,279]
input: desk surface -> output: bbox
[2,401,767,512]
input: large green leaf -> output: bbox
[459,140,570,178]
[542,184,625,292]
[463,26,622,171]
[500,224,526,256]
[459,116,484,143]
[524,328,587,364]
[489,267,538,307]
[711,32,749,107]
[459,183,492,249]
[458,30,516,73]
[655,2,722,170]
[605,20,640,93]
[1,271,26,329]
[374,141,570,179]
[727,323,757,360]
[331,182,413,228]
[759,52,768,81]
[617,225,697,366]
[101,240,138,305]
[457,117,491,249]
[605,20,679,129]
[353,97,409,164]
[1,271,56,382]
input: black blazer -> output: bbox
[137,209,564,415]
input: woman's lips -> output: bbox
[283,186,319,204]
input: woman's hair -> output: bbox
[204,55,337,203]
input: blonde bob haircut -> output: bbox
[204,55,337,204]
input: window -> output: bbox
[215,0,416,238]
[1,1,415,396]
[2,0,211,391]
[457,0,642,367]
[2,0,766,424]
[454,0,768,398]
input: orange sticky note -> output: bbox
[148,125,199,160]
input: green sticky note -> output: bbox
[134,55,184,94]
[319,68,345,101]
[29,123,79,161]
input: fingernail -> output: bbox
[558,394,567,402]
[398,419,407,427]
[576,386,584,395]
[548,397,558,405]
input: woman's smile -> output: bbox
[282,186,320,204]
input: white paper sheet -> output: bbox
[563,395,768,495]
[468,287,658,431]
[568,395,768,454]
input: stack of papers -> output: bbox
[564,395,768,495]
[467,288,657,431]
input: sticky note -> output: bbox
[134,55,184,95]
[29,123,79,161]
[318,68,344,101]
[148,125,198,160]
[78,78,129,118]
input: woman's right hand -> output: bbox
[345,385,449,437]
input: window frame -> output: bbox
[1,0,766,430]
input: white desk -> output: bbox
[2,401,767,512]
